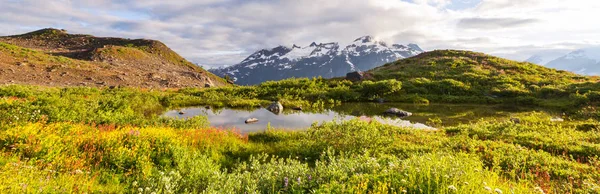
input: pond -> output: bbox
[163,103,542,133]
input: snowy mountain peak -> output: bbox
[564,47,600,62]
[271,45,291,52]
[354,36,375,43]
[210,37,424,85]
[408,43,424,52]
[525,55,544,65]
[545,46,600,75]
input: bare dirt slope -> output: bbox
[0,28,227,88]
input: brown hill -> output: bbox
[0,28,227,88]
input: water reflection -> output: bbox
[163,103,543,133]
[163,106,435,133]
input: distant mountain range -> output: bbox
[210,36,423,85]
[526,47,600,75]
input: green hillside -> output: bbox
[0,28,226,88]
[1,44,599,192]
[364,50,600,106]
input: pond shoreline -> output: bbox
[162,102,554,133]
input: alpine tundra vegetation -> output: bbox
[1,48,600,193]
[2,0,600,192]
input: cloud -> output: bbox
[0,0,599,68]
[457,17,539,29]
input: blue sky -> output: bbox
[0,0,599,67]
[446,0,481,10]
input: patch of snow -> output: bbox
[310,48,331,57]
[227,69,239,75]
[345,55,356,71]
[565,50,586,60]
[282,46,315,61]
[563,47,600,62]
[246,63,258,69]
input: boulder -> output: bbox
[384,108,412,117]
[204,78,214,88]
[245,118,259,124]
[345,71,364,82]
[292,106,303,111]
[178,111,185,115]
[358,116,373,123]
[267,101,283,115]
[510,118,521,124]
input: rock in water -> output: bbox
[178,111,185,115]
[267,101,283,115]
[245,118,258,124]
[292,106,303,111]
[345,71,364,82]
[384,108,412,117]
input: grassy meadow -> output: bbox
[0,82,599,193]
[1,48,600,194]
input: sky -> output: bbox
[0,0,599,68]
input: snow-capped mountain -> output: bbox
[545,47,600,75]
[525,55,545,65]
[525,50,568,66]
[210,36,423,85]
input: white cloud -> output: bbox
[0,0,599,67]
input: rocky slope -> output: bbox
[0,28,227,88]
[210,36,423,85]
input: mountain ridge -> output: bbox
[545,47,600,75]
[525,47,600,75]
[210,36,423,85]
[0,28,227,88]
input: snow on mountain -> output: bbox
[210,36,423,85]
[282,44,314,61]
[525,55,544,65]
[564,47,600,62]
[545,47,600,75]
[407,44,424,52]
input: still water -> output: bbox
[163,103,534,133]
